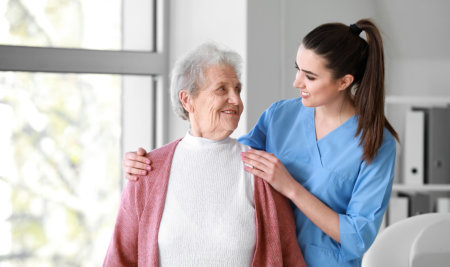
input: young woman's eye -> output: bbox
[306,75,316,81]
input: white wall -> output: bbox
[245,0,283,130]
[168,0,450,141]
[281,0,377,100]
[280,0,450,98]
[374,0,450,96]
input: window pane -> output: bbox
[0,72,121,266]
[0,0,155,51]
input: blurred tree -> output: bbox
[0,1,122,266]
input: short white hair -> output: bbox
[170,42,242,120]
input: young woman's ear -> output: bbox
[179,90,193,113]
[338,74,355,91]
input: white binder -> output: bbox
[403,109,425,185]
[388,196,409,225]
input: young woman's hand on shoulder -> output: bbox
[241,149,298,198]
[122,147,152,181]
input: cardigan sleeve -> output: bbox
[273,187,307,266]
[253,176,306,267]
[103,181,140,267]
[103,139,181,267]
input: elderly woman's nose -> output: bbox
[228,90,242,104]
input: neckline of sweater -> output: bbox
[182,131,235,148]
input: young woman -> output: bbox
[123,19,399,266]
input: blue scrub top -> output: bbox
[238,98,396,267]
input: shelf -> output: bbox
[386,95,450,106]
[393,184,450,192]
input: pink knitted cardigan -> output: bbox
[104,139,306,267]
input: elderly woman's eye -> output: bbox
[215,87,226,94]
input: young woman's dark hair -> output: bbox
[302,18,399,163]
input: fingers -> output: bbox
[126,152,152,165]
[123,162,149,182]
[122,149,152,180]
[123,164,149,175]
[244,164,267,179]
[123,151,152,172]
[242,149,293,196]
[123,158,152,171]
[125,174,139,182]
[241,151,273,172]
[245,149,277,162]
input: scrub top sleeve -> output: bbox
[338,135,396,261]
[238,101,279,150]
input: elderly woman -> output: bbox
[103,43,305,267]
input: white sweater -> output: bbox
[158,132,255,266]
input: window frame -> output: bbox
[0,0,170,149]
[0,1,170,264]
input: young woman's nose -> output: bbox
[293,71,305,89]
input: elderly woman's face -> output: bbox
[185,64,243,140]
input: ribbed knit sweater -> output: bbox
[158,133,255,266]
[104,137,306,267]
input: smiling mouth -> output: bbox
[301,91,310,96]
[222,110,238,115]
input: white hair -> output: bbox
[170,42,242,120]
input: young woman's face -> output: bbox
[293,45,346,107]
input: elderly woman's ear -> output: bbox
[179,90,193,113]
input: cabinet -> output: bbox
[384,95,450,228]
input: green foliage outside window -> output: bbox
[0,0,122,266]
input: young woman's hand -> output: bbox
[242,149,341,242]
[122,147,152,181]
[241,149,297,199]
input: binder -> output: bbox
[379,213,387,232]
[409,193,431,216]
[388,195,409,225]
[436,197,450,213]
[403,109,425,185]
[426,107,450,184]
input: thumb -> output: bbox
[137,147,147,156]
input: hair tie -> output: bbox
[349,24,362,36]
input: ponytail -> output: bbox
[302,19,399,163]
[353,19,398,163]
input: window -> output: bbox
[0,0,168,266]
[0,72,122,266]
[0,0,155,51]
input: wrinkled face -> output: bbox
[183,64,243,140]
[293,45,347,107]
